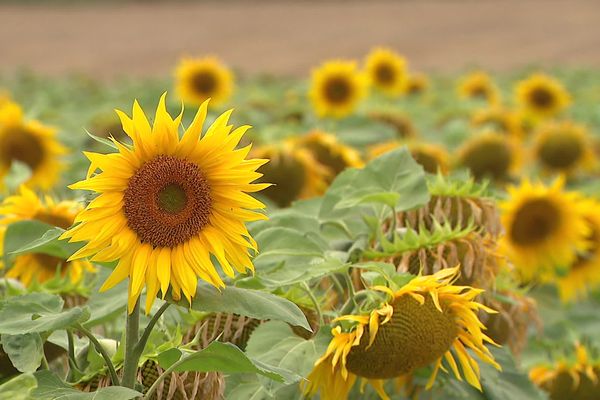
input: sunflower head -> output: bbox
[365,47,408,97]
[175,57,234,107]
[369,112,417,139]
[0,186,93,286]
[533,121,595,175]
[515,73,570,118]
[457,132,520,181]
[62,94,268,313]
[471,107,523,138]
[303,268,499,400]
[253,142,329,207]
[309,60,368,118]
[0,101,66,190]
[406,72,429,95]
[458,71,500,105]
[499,178,591,281]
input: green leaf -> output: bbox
[82,280,127,328]
[32,370,142,400]
[3,221,82,260]
[157,341,300,384]
[1,333,43,373]
[167,283,311,330]
[0,373,37,400]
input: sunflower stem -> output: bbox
[122,300,141,389]
[66,329,82,382]
[301,282,323,326]
[76,323,120,386]
[133,302,171,360]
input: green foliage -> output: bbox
[0,373,37,400]
[3,221,81,261]
[0,333,43,373]
[32,370,142,400]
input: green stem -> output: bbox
[76,324,120,386]
[340,290,369,316]
[133,302,171,360]
[121,300,140,389]
[143,356,188,400]
[66,329,81,382]
[301,282,323,326]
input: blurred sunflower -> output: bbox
[0,100,66,190]
[365,47,408,97]
[405,72,429,95]
[530,343,600,400]
[0,186,93,286]
[61,94,268,313]
[515,73,570,119]
[309,60,368,118]
[303,268,499,400]
[369,111,417,139]
[253,142,329,207]
[457,132,520,181]
[369,141,448,174]
[295,131,363,181]
[471,107,523,138]
[533,121,595,175]
[458,71,500,105]
[499,178,590,281]
[175,57,234,107]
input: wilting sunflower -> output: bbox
[0,185,93,286]
[471,107,523,138]
[515,73,570,119]
[61,94,268,313]
[499,178,590,281]
[309,60,368,118]
[175,57,234,107]
[303,268,499,400]
[252,142,329,207]
[555,201,600,302]
[532,121,595,175]
[457,71,500,105]
[365,47,408,97]
[405,72,429,95]
[457,132,520,181]
[530,343,600,400]
[0,100,66,190]
[369,141,449,175]
[294,131,363,181]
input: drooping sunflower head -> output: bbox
[499,178,591,281]
[309,60,368,118]
[530,343,600,400]
[515,73,570,118]
[252,142,329,208]
[458,71,500,104]
[405,72,430,95]
[365,47,408,97]
[62,94,269,313]
[175,57,234,107]
[457,132,520,181]
[0,101,67,190]
[369,111,417,139]
[471,107,523,138]
[0,185,93,286]
[303,268,499,400]
[295,130,363,181]
[533,121,595,175]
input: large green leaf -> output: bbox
[157,341,300,384]
[3,221,81,260]
[0,373,37,400]
[32,370,142,400]
[167,283,310,330]
[1,333,43,373]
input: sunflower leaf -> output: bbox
[0,373,37,400]
[4,221,82,260]
[0,333,44,373]
[32,370,142,400]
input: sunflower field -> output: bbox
[1,43,600,400]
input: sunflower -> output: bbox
[555,201,600,302]
[368,141,449,175]
[61,94,269,313]
[0,185,93,286]
[515,73,570,119]
[471,107,523,138]
[303,268,499,400]
[252,142,329,207]
[457,72,500,105]
[530,343,600,400]
[499,177,590,281]
[405,72,429,95]
[365,48,408,97]
[0,100,66,190]
[309,60,368,118]
[369,111,417,139]
[294,131,363,181]
[457,132,520,181]
[175,57,234,107]
[533,121,595,175]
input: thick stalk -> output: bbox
[121,300,141,389]
[133,302,171,360]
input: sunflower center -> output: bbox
[375,63,396,85]
[258,154,306,208]
[538,132,583,170]
[530,87,555,109]
[304,141,347,177]
[572,220,599,270]
[323,77,352,104]
[461,139,511,180]
[123,155,212,248]
[411,149,440,174]
[544,369,600,400]
[346,295,458,379]
[33,253,67,279]
[509,198,560,246]
[470,86,489,100]
[0,127,45,170]
[34,211,74,230]
[191,71,218,95]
